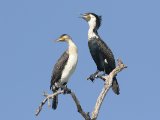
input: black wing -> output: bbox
[88,39,105,71]
[97,38,116,74]
[50,51,69,89]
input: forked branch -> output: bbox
[35,59,127,120]
[35,90,64,116]
[35,88,90,120]
[91,59,127,120]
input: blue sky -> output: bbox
[0,0,160,120]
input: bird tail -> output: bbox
[51,86,58,110]
[112,77,120,95]
[52,95,58,110]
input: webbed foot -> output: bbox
[87,74,96,82]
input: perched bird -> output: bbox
[81,13,120,95]
[50,34,78,109]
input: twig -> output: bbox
[35,87,90,120]
[91,59,127,120]
[35,90,64,116]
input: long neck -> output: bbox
[67,39,78,54]
[88,19,99,40]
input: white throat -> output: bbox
[60,39,78,84]
[67,40,78,65]
[68,39,78,54]
[88,18,98,40]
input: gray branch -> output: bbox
[35,88,90,120]
[35,59,127,120]
[70,92,91,120]
[91,59,127,120]
[35,90,64,116]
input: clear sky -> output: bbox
[0,0,160,120]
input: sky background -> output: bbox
[0,0,160,120]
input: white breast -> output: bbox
[60,41,78,84]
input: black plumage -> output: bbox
[50,51,69,109]
[88,38,115,74]
[50,52,69,89]
[82,13,120,95]
[88,37,120,95]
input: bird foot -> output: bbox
[87,74,96,82]
[96,74,106,81]
[87,70,99,82]
[63,86,71,94]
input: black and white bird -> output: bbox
[50,34,78,109]
[81,13,120,95]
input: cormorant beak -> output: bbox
[54,39,58,42]
[54,38,60,42]
[55,38,65,42]
[80,14,87,20]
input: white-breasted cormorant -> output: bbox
[50,34,78,109]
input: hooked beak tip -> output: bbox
[79,13,85,19]
[54,39,59,42]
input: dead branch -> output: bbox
[35,87,90,120]
[91,59,127,120]
[35,90,64,116]
[70,92,91,120]
[35,59,127,120]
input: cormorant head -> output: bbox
[81,13,102,30]
[56,34,72,42]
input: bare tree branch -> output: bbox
[91,59,127,120]
[35,59,127,120]
[70,92,91,120]
[35,88,91,120]
[35,90,64,116]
